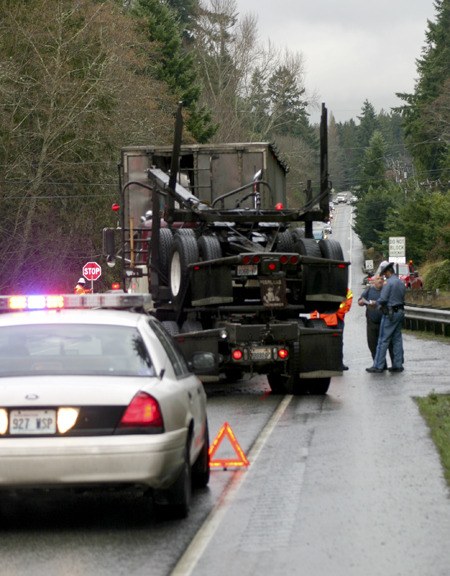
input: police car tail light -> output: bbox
[119,392,163,429]
[0,409,8,435]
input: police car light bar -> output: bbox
[0,294,153,312]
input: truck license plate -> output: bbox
[237,265,258,276]
[9,409,56,434]
[251,347,273,361]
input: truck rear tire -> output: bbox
[198,235,222,260]
[318,238,344,261]
[275,230,295,252]
[170,234,199,306]
[155,228,173,285]
[293,237,322,258]
[302,377,331,395]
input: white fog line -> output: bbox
[171,395,293,576]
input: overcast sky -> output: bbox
[233,0,436,124]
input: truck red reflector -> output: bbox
[232,349,243,361]
[290,255,299,265]
[119,392,163,428]
[280,255,288,265]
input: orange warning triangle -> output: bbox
[209,422,249,469]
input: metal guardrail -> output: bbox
[405,305,450,337]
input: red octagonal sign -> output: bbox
[83,261,102,281]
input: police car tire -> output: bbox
[154,441,192,519]
[192,422,210,488]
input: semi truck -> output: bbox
[103,104,349,395]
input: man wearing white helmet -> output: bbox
[74,277,91,295]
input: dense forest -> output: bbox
[0,0,448,293]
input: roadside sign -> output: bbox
[83,261,102,281]
[365,259,374,272]
[389,237,406,262]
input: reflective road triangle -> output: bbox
[209,422,249,469]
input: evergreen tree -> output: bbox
[336,119,359,190]
[360,131,388,192]
[266,65,316,147]
[134,0,216,142]
[396,0,450,184]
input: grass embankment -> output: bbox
[416,394,450,488]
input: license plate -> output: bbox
[250,347,273,361]
[10,409,56,435]
[237,264,258,276]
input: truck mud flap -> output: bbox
[301,259,349,312]
[298,325,343,375]
[190,264,233,306]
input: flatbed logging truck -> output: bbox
[103,104,349,394]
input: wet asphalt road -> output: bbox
[1,204,449,576]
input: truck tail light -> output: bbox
[232,349,243,361]
[277,348,289,360]
[119,392,163,429]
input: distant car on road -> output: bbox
[0,293,212,518]
[336,193,347,203]
[363,261,423,290]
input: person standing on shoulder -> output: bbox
[310,288,353,370]
[74,277,91,295]
[358,275,393,368]
[366,262,406,374]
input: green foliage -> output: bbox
[396,0,450,184]
[134,0,216,142]
[359,131,387,192]
[383,189,450,264]
[0,0,179,293]
[422,260,450,291]
[352,185,400,250]
[416,393,450,487]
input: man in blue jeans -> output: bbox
[366,261,406,374]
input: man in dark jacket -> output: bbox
[366,261,406,374]
[358,275,394,367]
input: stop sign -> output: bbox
[83,261,102,281]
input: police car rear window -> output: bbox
[0,325,155,377]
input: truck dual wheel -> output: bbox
[155,228,174,286]
[318,238,348,301]
[198,235,222,260]
[161,320,180,336]
[293,237,322,258]
[275,230,295,252]
[170,233,199,306]
[318,238,344,261]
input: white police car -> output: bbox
[0,293,211,518]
